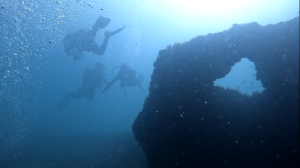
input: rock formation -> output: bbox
[132,17,299,168]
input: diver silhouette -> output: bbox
[58,63,108,109]
[63,16,125,60]
[101,63,144,94]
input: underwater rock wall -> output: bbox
[132,17,299,168]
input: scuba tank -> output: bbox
[112,63,143,84]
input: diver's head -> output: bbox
[121,63,129,69]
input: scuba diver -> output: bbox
[63,16,125,60]
[101,63,144,94]
[58,63,108,109]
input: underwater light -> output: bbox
[164,0,247,13]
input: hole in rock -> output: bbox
[214,58,265,96]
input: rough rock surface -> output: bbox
[132,17,299,168]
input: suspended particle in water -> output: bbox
[87,3,93,8]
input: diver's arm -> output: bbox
[98,76,109,91]
[101,75,119,93]
[102,76,109,85]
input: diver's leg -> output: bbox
[92,26,125,56]
[85,87,96,101]
[90,40,108,55]
[137,80,145,91]
[69,88,85,99]
[104,25,125,37]
[120,81,125,89]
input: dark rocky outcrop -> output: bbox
[132,17,299,168]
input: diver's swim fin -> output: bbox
[92,16,111,32]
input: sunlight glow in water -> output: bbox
[168,0,246,13]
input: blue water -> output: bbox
[0,0,298,167]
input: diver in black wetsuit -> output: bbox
[101,63,144,94]
[58,63,108,109]
[63,16,125,60]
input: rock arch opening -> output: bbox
[214,58,265,96]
